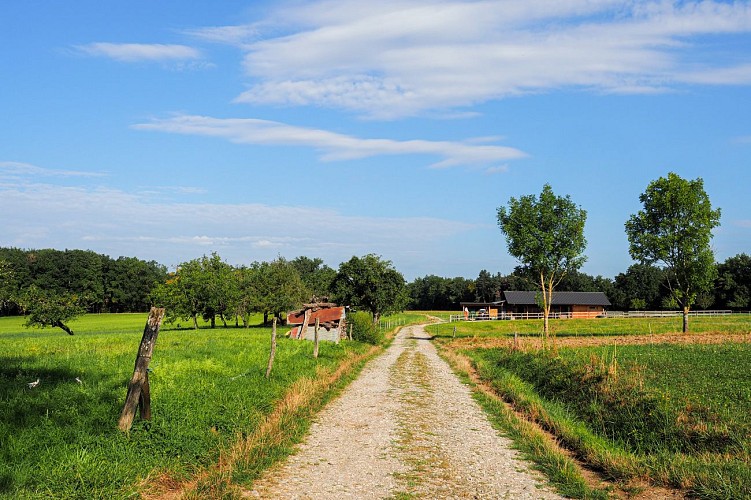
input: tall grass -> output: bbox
[466,343,751,498]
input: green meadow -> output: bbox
[428,313,751,338]
[0,313,390,498]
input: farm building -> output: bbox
[503,291,611,318]
[286,302,347,343]
[460,291,611,319]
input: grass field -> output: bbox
[427,314,751,339]
[0,312,423,498]
[435,315,751,498]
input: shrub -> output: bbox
[348,311,384,345]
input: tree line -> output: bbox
[407,256,751,313]
[0,248,409,334]
[0,247,167,316]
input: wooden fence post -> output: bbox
[313,317,320,358]
[266,317,277,378]
[118,307,165,432]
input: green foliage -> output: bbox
[0,313,372,498]
[289,256,336,299]
[19,285,86,335]
[626,173,721,329]
[348,310,384,345]
[0,247,166,314]
[715,253,751,310]
[497,184,587,339]
[252,257,308,321]
[332,254,408,322]
[497,184,588,281]
[407,275,475,310]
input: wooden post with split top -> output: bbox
[118,307,165,432]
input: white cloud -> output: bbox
[204,0,751,118]
[0,161,105,180]
[74,42,201,62]
[133,114,526,167]
[0,181,477,271]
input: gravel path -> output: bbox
[247,324,562,499]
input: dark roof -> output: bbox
[502,291,611,306]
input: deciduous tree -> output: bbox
[332,254,408,323]
[497,184,587,344]
[21,285,85,335]
[625,172,721,332]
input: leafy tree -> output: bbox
[253,257,308,324]
[152,253,237,328]
[290,256,336,300]
[0,259,19,314]
[407,275,474,310]
[332,254,408,323]
[715,253,751,310]
[625,172,721,332]
[103,256,167,312]
[20,285,85,335]
[611,263,666,310]
[475,270,497,302]
[497,184,587,343]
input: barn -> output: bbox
[460,291,611,319]
[503,290,611,318]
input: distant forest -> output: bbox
[1,247,749,315]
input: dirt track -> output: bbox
[247,324,562,499]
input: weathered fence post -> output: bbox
[453,326,456,338]
[118,307,165,432]
[313,317,320,358]
[265,317,277,378]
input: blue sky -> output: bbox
[1,1,750,281]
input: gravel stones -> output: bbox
[247,324,562,499]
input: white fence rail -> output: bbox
[449,310,734,322]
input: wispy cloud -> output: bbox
[0,181,477,271]
[74,42,201,62]
[194,0,751,118]
[0,161,105,180]
[731,135,751,144]
[133,114,526,168]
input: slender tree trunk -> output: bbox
[192,314,198,329]
[210,316,215,329]
[683,306,689,333]
[265,318,277,378]
[118,307,165,432]
[540,272,549,348]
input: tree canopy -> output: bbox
[332,254,408,322]
[625,172,721,332]
[497,183,587,342]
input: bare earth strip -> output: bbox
[247,324,562,499]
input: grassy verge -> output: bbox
[436,347,611,499]
[464,343,751,499]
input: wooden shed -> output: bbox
[286,302,347,343]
